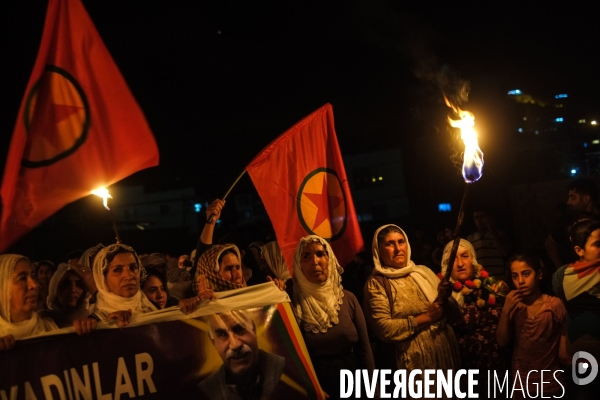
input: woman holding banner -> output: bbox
[363,225,459,377]
[0,254,58,350]
[0,254,96,350]
[90,244,158,325]
[292,235,374,400]
[190,198,286,294]
[41,262,93,328]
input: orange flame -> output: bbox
[91,187,112,210]
[445,96,484,183]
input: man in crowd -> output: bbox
[466,209,511,278]
[545,178,599,269]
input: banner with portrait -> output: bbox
[0,283,326,400]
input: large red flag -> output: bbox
[246,104,364,273]
[0,0,159,251]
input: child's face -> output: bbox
[510,261,540,297]
[575,228,600,262]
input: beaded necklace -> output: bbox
[442,268,510,309]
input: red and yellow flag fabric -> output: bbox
[0,0,159,251]
[246,104,364,273]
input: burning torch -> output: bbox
[92,187,122,244]
[442,96,484,282]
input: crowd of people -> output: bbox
[1,178,600,399]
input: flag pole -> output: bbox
[207,169,247,223]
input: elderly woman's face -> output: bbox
[300,242,329,284]
[219,253,243,285]
[380,232,408,269]
[450,246,474,282]
[105,252,140,298]
[57,271,85,308]
[10,260,39,323]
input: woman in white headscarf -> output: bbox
[363,224,459,379]
[90,244,157,325]
[292,235,374,400]
[40,262,92,328]
[0,254,58,350]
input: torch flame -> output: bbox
[445,96,484,183]
[91,187,112,210]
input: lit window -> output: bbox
[378,176,383,181]
[579,119,586,124]
[507,89,522,95]
[584,143,588,148]
[555,117,564,122]
[571,169,577,176]
[523,117,527,121]
[194,203,202,213]
[592,121,598,126]
[371,177,376,182]
[518,128,523,133]
[593,140,600,145]
[535,130,539,135]
[438,203,451,212]
[555,94,568,99]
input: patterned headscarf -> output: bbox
[78,243,104,269]
[90,244,156,320]
[193,244,246,293]
[167,267,191,283]
[0,254,57,338]
[292,235,344,333]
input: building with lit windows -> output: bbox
[343,148,409,222]
[506,89,600,177]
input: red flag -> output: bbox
[246,104,364,273]
[0,0,159,251]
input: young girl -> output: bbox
[496,254,568,399]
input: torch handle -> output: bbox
[443,183,471,282]
[207,169,248,223]
[108,208,122,244]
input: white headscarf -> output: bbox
[0,254,57,339]
[440,238,481,307]
[90,244,157,320]
[78,243,104,268]
[292,235,344,333]
[372,224,439,303]
[45,263,91,320]
[261,241,292,282]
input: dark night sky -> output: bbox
[2,2,600,214]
